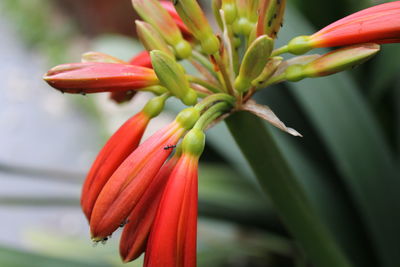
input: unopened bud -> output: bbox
[136,21,174,57]
[142,94,168,118]
[176,107,200,130]
[173,0,220,54]
[182,128,205,157]
[222,0,237,24]
[150,50,197,106]
[284,43,380,81]
[132,0,191,59]
[235,35,274,92]
[257,0,286,38]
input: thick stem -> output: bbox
[225,111,353,267]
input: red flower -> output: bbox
[89,108,199,240]
[144,152,199,267]
[43,62,158,94]
[119,154,179,262]
[311,1,400,47]
[81,111,150,221]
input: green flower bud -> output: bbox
[287,36,313,55]
[234,35,274,92]
[182,128,205,157]
[283,43,380,82]
[176,107,200,130]
[142,95,168,118]
[222,0,237,25]
[302,43,380,77]
[173,0,220,55]
[150,50,194,105]
[135,21,174,57]
[142,85,168,95]
[132,0,192,58]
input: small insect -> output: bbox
[164,144,176,150]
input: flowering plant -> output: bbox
[43,1,400,266]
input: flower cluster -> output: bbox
[43,0,400,266]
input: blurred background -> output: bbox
[0,0,399,266]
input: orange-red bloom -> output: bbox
[89,121,186,239]
[144,152,199,267]
[81,111,150,221]
[119,154,179,262]
[43,62,158,94]
[310,1,400,47]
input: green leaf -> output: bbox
[278,6,400,267]
[0,246,104,267]
[226,112,352,267]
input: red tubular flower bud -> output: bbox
[119,154,179,262]
[90,108,200,240]
[287,1,400,54]
[144,153,199,267]
[81,111,150,221]
[43,62,158,94]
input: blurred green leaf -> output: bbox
[278,6,400,267]
[0,246,103,267]
[226,112,352,267]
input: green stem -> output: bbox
[187,75,221,93]
[194,102,230,130]
[225,111,353,267]
[194,93,236,112]
[213,53,235,95]
[271,45,289,56]
[191,50,217,79]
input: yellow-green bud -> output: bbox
[287,36,313,55]
[142,85,168,95]
[182,128,205,156]
[173,0,220,55]
[284,43,380,82]
[132,0,192,58]
[235,35,274,92]
[150,50,195,105]
[135,21,174,57]
[142,95,168,118]
[176,107,200,130]
[222,0,237,25]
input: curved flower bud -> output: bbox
[151,50,198,106]
[120,152,180,262]
[132,0,192,59]
[43,62,158,94]
[284,43,380,82]
[173,0,220,54]
[90,108,200,240]
[144,129,205,267]
[128,50,153,68]
[235,35,274,92]
[287,1,400,54]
